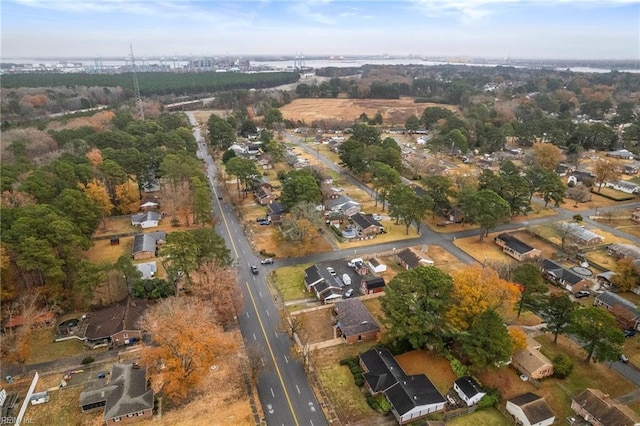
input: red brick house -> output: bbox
[333,299,381,344]
[84,296,148,348]
[571,388,640,426]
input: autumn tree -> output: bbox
[570,307,624,363]
[461,310,513,369]
[114,180,140,214]
[245,344,266,386]
[611,257,640,292]
[592,158,621,192]
[446,265,520,331]
[531,142,563,171]
[86,147,103,167]
[194,263,241,326]
[139,297,237,404]
[81,179,113,228]
[460,189,511,241]
[540,293,576,343]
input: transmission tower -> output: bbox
[130,44,145,120]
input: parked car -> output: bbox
[372,214,383,221]
[327,267,336,276]
[624,329,637,338]
[258,220,270,225]
[217,195,223,200]
[256,217,268,222]
[261,258,274,265]
[620,354,629,363]
[250,266,259,275]
[344,288,354,298]
[347,258,363,268]
[574,290,590,299]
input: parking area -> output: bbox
[317,257,373,299]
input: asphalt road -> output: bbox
[188,113,326,426]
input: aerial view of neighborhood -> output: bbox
[1,1,640,425]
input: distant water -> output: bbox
[2,57,638,74]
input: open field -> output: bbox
[280,98,457,126]
[270,264,311,301]
[85,236,132,263]
[295,305,336,344]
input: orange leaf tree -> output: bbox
[114,180,140,214]
[446,264,521,331]
[139,297,237,404]
[81,179,113,228]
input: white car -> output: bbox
[327,267,337,276]
[344,288,354,298]
[372,214,383,221]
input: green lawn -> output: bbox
[269,264,311,301]
[27,327,88,365]
[446,408,511,426]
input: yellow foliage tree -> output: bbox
[508,327,528,353]
[532,142,563,171]
[81,179,113,228]
[446,264,521,331]
[86,147,103,167]
[139,297,237,404]
[115,180,140,214]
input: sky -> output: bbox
[1,0,639,60]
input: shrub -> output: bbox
[553,353,574,379]
[354,378,364,387]
[171,217,180,227]
[81,356,95,365]
[350,365,363,375]
[477,388,500,408]
[573,214,583,222]
[449,357,468,378]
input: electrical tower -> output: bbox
[130,44,145,120]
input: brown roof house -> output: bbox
[267,202,285,224]
[510,330,554,380]
[506,393,555,426]
[571,388,640,426]
[254,187,274,206]
[594,291,640,331]
[351,213,384,236]
[333,298,381,344]
[396,247,434,270]
[79,363,153,424]
[494,233,541,261]
[84,296,147,348]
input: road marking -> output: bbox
[310,421,314,426]
[246,312,250,318]
[253,333,257,341]
[266,310,270,317]
[259,291,262,298]
[284,355,288,364]
[296,385,300,394]
[271,388,275,397]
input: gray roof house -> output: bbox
[594,291,640,330]
[333,299,381,343]
[84,296,148,348]
[132,231,166,260]
[559,222,604,246]
[494,233,541,261]
[303,265,342,303]
[453,376,486,407]
[539,259,590,292]
[351,213,384,235]
[131,211,161,229]
[360,347,446,425]
[607,243,640,260]
[79,363,153,423]
[134,261,157,280]
[325,195,361,217]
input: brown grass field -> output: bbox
[279,98,457,126]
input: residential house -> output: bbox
[494,233,541,261]
[594,291,640,331]
[130,211,161,229]
[559,222,605,246]
[83,296,147,348]
[134,261,156,280]
[539,259,590,292]
[571,388,640,426]
[79,363,153,424]
[444,207,465,224]
[228,143,247,155]
[510,331,554,380]
[325,195,361,217]
[632,211,640,223]
[360,347,446,425]
[604,180,640,194]
[267,202,285,224]
[303,265,324,291]
[453,376,485,407]
[396,247,434,270]
[256,158,273,170]
[360,277,386,295]
[367,258,387,273]
[607,243,640,260]
[255,187,274,206]
[351,213,384,236]
[3,311,55,331]
[131,231,166,260]
[325,211,345,227]
[606,149,635,159]
[247,143,260,155]
[333,299,381,344]
[303,265,343,303]
[506,393,555,426]
[624,164,639,175]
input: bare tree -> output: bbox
[278,312,305,339]
[245,344,265,386]
[593,158,622,192]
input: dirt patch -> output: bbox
[280,98,457,126]
[295,306,336,344]
[395,349,456,395]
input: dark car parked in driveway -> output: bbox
[574,290,590,299]
[624,329,637,338]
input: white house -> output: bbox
[131,211,161,229]
[367,258,387,273]
[135,261,157,280]
[605,180,640,194]
[506,393,555,426]
[453,376,485,407]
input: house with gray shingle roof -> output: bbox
[571,388,640,426]
[132,231,166,260]
[594,291,640,331]
[559,222,604,246]
[79,363,153,423]
[506,393,555,426]
[539,259,590,293]
[131,211,161,228]
[495,233,541,261]
[333,299,380,344]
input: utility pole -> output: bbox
[130,44,144,120]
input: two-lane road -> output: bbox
[187,113,327,426]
